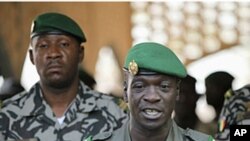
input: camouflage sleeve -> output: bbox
[215,85,250,141]
[96,94,129,130]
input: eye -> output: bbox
[133,83,143,89]
[132,82,145,92]
[60,41,70,48]
[36,43,48,48]
[160,81,170,91]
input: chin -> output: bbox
[139,119,167,131]
[47,79,71,88]
[143,123,165,131]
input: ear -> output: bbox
[29,49,35,65]
[79,44,84,63]
[176,80,181,101]
[176,90,180,101]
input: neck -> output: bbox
[130,119,172,141]
[40,79,79,117]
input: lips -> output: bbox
[144,109,160,115]
[142,108,162,119]
[47,64,63,73]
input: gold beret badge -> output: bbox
[128,60,138,75]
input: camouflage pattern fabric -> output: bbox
[215,84,250,141]
[0,81,128,141]
[86,120,214,141]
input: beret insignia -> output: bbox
[129,60,138,75]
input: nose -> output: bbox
[47,45,62,59]
[143,86,161,103]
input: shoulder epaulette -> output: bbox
[184,128,213,141]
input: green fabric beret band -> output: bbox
[124,42,187,78]
[31,12,86,43]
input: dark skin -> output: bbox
[124,71,180,141]
[29,34,84,117]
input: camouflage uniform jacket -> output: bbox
[0,81,128,141]
[86,120,214,141]
[215,84,250,141]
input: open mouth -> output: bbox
[142,108,162,119]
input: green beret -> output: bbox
[31,12,86,43]
[124,42,187,78]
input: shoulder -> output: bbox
[0,91,29,124]
[0,84,40,115]
[97,94,128,111]
[183,128,214,141]
[85,122,128,141]
[80,81,117,102]
[81,83,128,112]
[1,83,41,110]
[172,120,212,141]
[1,90,28,109]
[93,93,129,122]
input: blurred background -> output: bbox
[0,1,249,128]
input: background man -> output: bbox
[174,74,200,130]
[0,12,128,141]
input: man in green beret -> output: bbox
[0,12,128,141]
[86,42,214,141]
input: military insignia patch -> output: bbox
[219,116,226,132]
[128,60,138,75]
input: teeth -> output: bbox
[145,109,159,115]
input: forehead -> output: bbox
[32,34,75,41]
[128,73,177,82]
[30,35,80,49]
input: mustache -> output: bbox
[46,59,62,68]
[139,103,164,112]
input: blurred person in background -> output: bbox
[0,77,25,107]
[174,74,201,130]
[205,71,235,122]
[198,71,234,136]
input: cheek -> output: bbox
[164,94,177,109]
[66,50,80,64]
[32,54,41,65]
[127,93,139,110]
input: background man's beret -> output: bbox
[31,12,86,43]
[124,42,187,78]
